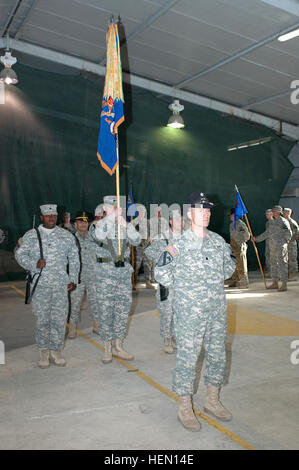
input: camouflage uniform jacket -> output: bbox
[94,216,141,278]
[229,219,250,247]
[255,216,292,246]
[15,225,80,287]
[154,229,236,306]
[74,231,98,282]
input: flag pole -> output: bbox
[235,185,267,289]
[115,131,122,259]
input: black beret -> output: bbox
[187,192,214,208]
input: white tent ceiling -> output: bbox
[1,0,299,138]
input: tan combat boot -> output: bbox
[171,337,177,350]
[38,350,50,369]
[92,320,100,335]
[102,341,113,364]
[204,385,232,421]
[163,338,174,354]
[267,281,279,290]
[278,282,287,292]
[68,323,77,339]
[49,350,66,367]
[112,339,134,360]
[178,396,201,431]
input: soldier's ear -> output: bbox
[187,209,192,220]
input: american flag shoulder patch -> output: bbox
[167,245,178,257]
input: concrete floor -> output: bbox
[0,273,299,450]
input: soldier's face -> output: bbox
[41,214,57,229]
[272,211,281,219]
[75,220,89,233]
[190,208,211,228]
[266,212,273,220]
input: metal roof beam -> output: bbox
[259,0,299,17]
[99,0,180,64]
[0,0,24,37]
[0,37,298,140]
[174,21,299,89]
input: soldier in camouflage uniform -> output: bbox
[68,211,101,339]
[253,205,292,291]
[228,208,250,288]
[282,208,299,281]
[154,192,236,431]
[145,210,183,354]
[264,209,273,277]
[131,205,152,287]
[93,196,141,364]
[15,204,79,368]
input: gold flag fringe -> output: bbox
[103,23,124,103]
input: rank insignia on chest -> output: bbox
[167,245,178,257]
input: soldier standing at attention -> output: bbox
[93,196,141,364]
[228,208,250,288]
[145,210,184,354]
[252,205,292,291]
[282,208,299,281]
[68,211,100,339]
[15,204,79,368]
[264,209,273,277]
[59,212,75,233]
[154,192,236,431]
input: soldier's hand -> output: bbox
[36,259,46,268]
[251,236,256,242]
[67,282,76,292]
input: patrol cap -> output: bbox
[103,195,117,207]
[265,209,272,214]
[40,204,58,215]
[283,207,292,213]
[186,192,214,209]
[272,205,283,213]
[74,211,90,222]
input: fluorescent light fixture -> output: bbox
[278,28,299,42]
[227,136,272,151]
[167,99,184,128]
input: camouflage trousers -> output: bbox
[288,241,298,273]
[269,243,288,282]
[230,240,248,285]
[157,285,175,339]
[32,284,68,351]
[265,239,271,272]
[134,244,155,281]
[96,276,132,342]
[69,279,99,324]
[172,307,227,396]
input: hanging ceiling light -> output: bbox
[0,35,18,85]
[167,99,184,128]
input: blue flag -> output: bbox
[97,23,124,175]
[234,189,248,228]
[126,188,138,221]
